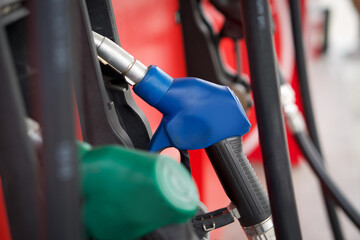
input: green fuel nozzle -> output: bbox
[77,142,199,240]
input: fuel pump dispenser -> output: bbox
[93,31,275,240]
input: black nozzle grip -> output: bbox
[205,137,271,227]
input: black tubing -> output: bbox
[294,132,360,229]
[205,137,271,227]
[239,0,302,238]
[288,0,344,238]
[289,1,318,147]
[36,0,82,239]
[0,28,40,240]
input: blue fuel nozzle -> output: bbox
[134,65,250,151]
[92,33,275,239]
[93,31,250,151]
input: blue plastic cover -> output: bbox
[133,66,173,106]
[134,65,251,151]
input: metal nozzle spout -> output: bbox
[92,31,148,85]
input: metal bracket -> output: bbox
[192,206,235,239]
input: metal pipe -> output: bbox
[288,0,344,238]
[238,0,302,239]
[93,31,148,85]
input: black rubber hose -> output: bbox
[0,28,40,240]
[36,0,82,239]
[288,0,344,238]
[289,1,319,149]
[239,0,303,238]
[294,132,360,229]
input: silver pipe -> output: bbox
[243,217,276,240]
[92,31,148,85]
[280,83,306,133]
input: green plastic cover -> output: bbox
[77,142,199,240]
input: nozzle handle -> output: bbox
[205,137,272,227]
